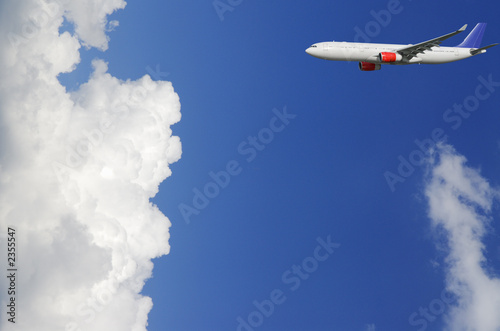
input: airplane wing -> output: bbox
[396,24,468,60]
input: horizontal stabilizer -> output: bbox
[470,43,499,55]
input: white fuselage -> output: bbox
[306,42,473,65]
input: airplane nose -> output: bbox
[306,47,312,55]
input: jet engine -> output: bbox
[358,62,381,71]
[378,52,403,63]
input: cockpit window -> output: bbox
[310,45,317,48]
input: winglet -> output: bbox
[458,24,467,32]
[457,23,487,48]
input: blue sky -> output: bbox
[60,0,500,330]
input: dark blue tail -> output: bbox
[457,23,487,48]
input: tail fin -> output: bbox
[457,23,487,48]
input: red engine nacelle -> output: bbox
[358,62,381,71]
[378,52,402,63]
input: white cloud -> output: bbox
[365,323,376,331]
[63,0,127,50]
[0,0,181,330]
[425,144,500,331]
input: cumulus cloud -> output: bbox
[63,0,126,50]
[0,0,181,330]
[364,323,376,331]
[425,144,500,331]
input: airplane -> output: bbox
[305,23,498,71]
